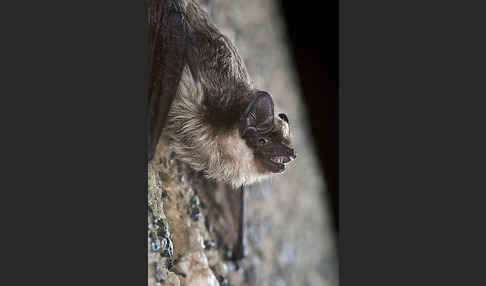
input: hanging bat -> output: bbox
[147,0,296,260]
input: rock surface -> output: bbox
[148,0,338,285]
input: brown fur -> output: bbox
[160,0,292,187]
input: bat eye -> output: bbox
[258,137,268,145]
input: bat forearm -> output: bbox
[148,0,187,160]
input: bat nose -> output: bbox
[287,147,296,160]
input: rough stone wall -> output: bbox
[148,1,338,285]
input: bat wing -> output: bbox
[148,0,187,160]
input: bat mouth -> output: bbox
[269,156,292,164]
[262,154,295,173]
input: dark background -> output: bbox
[279,1,339,234]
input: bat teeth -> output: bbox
[270,156,291,164]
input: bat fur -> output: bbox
[149,0,296,188]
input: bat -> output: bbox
[147,0,296,260]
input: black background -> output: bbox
[279,0,339,234]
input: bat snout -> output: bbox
[289,148,296,160]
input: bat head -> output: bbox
[240,91,296,174]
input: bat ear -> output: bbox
[244,91,274,133]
